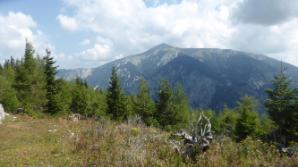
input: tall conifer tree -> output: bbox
[265,73,298,144]
[235,96,261,141]
[44,49,59,114]
[155,80,174,129]
[14,41,46,113]
[106,67,128,120]
[172,83,190,129]
[133,78,155,125]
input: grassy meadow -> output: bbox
[0,114,297,167]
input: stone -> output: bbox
[0,104,6,124]
[69,113,82,122]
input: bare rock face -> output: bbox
[0,104,5,124]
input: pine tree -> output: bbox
[0,75,19,112]
[53,79,73,115]
[70,83,88,116]
[75,77,88,88]
[70,81,107,117]
[235,96,261,141]
[172,83,190,129]
[14,41,35,102]
[0,56,20,112]
[155,80,175,130]
[44,49,59,114]
[265,73,298,144]
[14,41,46,114]
[133,78,155,125]
[106,67,128,120]
[219,106,239,138]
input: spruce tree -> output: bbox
[44,49,59,114]
[0,57,20,112]
[106,67,128,120]
[235,96,261,141]
[265,73,298,144]
[172,83,190,129]
[75,77,88,88]
[70,83,88,116]
[70,81,107,117]
[15,41,35,102]
[155,80,175,130]
[0,76,19,112]
[133,78,155,125]
[14,41,46,114]
[219,106,239,138]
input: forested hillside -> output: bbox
[58,44,298,112]
[0,42,298,166]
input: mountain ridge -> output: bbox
[58,44,298,112]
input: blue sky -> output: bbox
[0,0,298,69]
[0,0,88,54]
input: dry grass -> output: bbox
[0,115,297,167]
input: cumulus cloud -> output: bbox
[80,39,90,45]
[144,0,182,7]
[0,12,53,63]
[81,43,111,61]
[0,12,75,69]
[229,8,298,62]
[229,25,288,54]
[233,0,298,25]
[2,1,298,68]
[55,0,298,68]
[60,0,237,67]
[57,14,79,31]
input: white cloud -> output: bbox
[0,12,74,69]
[59,0,239,67]
[80,39,90,45]
[232,0,298,25]
[56,0,298,68]
[0,12,52,63]
[229,17,298,64]
[81,43,111,61]
[57,14,79,31]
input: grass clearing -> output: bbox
[0,115,297,166]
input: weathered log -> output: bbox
[171,112,213,160]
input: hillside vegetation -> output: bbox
[58,44,298,111]
[1,42,298,166]
[1,115,297,167]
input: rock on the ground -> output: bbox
[0,104,6,123]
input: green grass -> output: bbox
[0,115,297,166]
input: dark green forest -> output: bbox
[0,41,297,147]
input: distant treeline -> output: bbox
[0,41,297,146]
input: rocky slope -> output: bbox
[58,44,298,112]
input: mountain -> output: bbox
[58,44,298,112]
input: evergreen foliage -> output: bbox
[219,106,239,138]
[0,58,19,112]
[0,76,19,112]
[155,80,174,129]
[235,96,261,141]
[1,40,298,150]
[133,78,155,125]
[172,83,190,129]
[44,49,59,114]
[14,41,46,113]
[106,67,128,120]
[265,73,298,144]
[155,80,189,130]
[70,80,107,117]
